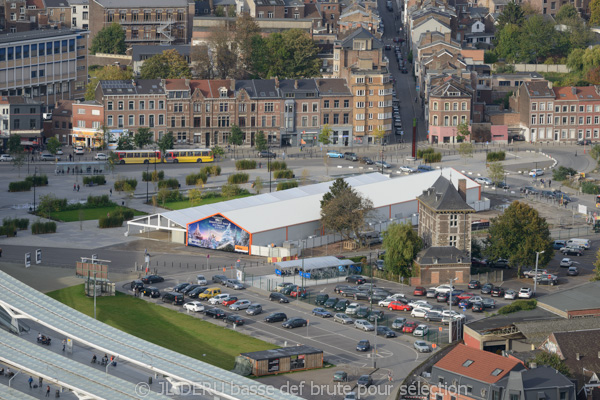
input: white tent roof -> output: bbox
[150,169,478,233]
[274,256,356,271]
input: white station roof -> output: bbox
[142,169,478,234]
[274,256,356,271]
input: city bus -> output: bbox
[164,149,214,163]
[115,150,161,164]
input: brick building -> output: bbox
[427,77,472,143]
[72,100,104,147]
[50,99,73,143]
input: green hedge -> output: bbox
[553,166,577,181]
[221,184,243,198]
[277,181,298,191]
[31,221,57,234]
[158,178,180,190]
[114,179,138,191]
[37,196,68,214]
[486,151,506,162]
[83,175,106,186]
[98,208,135,228]
[417,148,435,158]
[268,161,287,171]
[86,195,112,207]
[497,299,537,315]
[228,173,249,184]
[235,160,257,170]
[201,165,221,176]
[25,175,48,186]
[581,181,600,195]
[0,225,17,237]
[423,152,442,163]
[157,189,183,203]
[9,181,32,192]
[186,172,208,186]
[142,170,165,182]
[3,218,29,230]
[274,169,294,179]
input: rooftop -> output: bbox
[241,345,322,361]
[93,0,191,7]
[132,45,190,61]
[553,86,600,101]
[496,366,574,392]
[537,281,600,315]
[416,246,470,265]
[417,176,474,211]
[0,29,86,45]
[524,81,554,98]
[548,329,600,383]
[466,308,560,334]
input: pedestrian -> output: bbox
[549,179,552,187]
[109,188,112,196]
[77,184,80,192]
[28,376,33,388]
[73,183,76,191]
[62,339,66,351]
[46,385,50,397]
[67,167,70,174]
[39,376,43,387]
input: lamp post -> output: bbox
[146,161,149,204]
[33,166,38,212]
[533,250,544,296]
[268,146,272,193]
[448,277,458,344]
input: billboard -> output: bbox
[187,214,250,253]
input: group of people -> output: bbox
[37,332,51,345]
[0,367,15,377]
[91,354,117,366]
[73,183,80,192]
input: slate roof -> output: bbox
[93,0,191,7]
[551,330,600,379]
[279,79,319,94]
[340,27,383,50]
[316,79,351,96]
[524,81,554,98]
[416,246,470,265]
[537,281,600,315]
[418,176,474,211]
[466,308,559,335]
[435,344,525,384]
[45,0,70,7]
[496,367,574,395]
[516,316,600,346]
[99,80,165,95]
[235,80,281,99]
[0,29,85,45]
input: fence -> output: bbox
[469,270,504,284]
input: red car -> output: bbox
[388,301,412,311]
[413,287,426,296]
[221,297,238,306]
[456,292,475,300]
[290,287,307,298]
[402,321,418,333]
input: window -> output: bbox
[302,103,308,112]
[128,101,134,110]
[272,116,276,127]
[92,121,100,129]
[343,113,349,124]
[433,116,438,126]
[78,120,85,128]
[444,103,450,111]
[450,214,458,227]
[452,116,458,126]
[149,101,155,110]
[107,116,113,126]
[312,116,318,126]
[462,360,474,367]
[356,90,365,96]
[107,102,113,111]
[128,115,134,126]
[491,369,503,376]
[444,116,449,126]
[312,103,318,112]
[461,102,467,110]
[453,102,458,111]
[323,113,329,124]
[324,100,330,108]
[117,101,123,110]
[301,116,307,127]
[139,115,145,125]
[117,115,123,127]
[540,115,544,124]
[139,101,145,110]
[265,103,274,112]
[510,394,519,400]
[344,100,349,108]
[433,102,438,111]
[531,115,537,125]
[159,101,164,110]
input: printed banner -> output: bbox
[188,215,249,253]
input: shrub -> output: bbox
[158,178,179,190]
[157,189,183,204]
[186,172,208,186]
[85,195,111,207]
[423,152,442,163]
[553,166,578,181]
[274,169,294,179]
[114,179,138,191]
[31,221,57,234]
[277,181,298,191]
[221,183,242,198]
[268,161,287,171]
[142,170,164,182]
[25,175,48,186]
[9,181,32,192]
[486,151,506,162]
[0,225,17,237]
[497,299,537,315]
[202,165,221,176]
[417,148,435,158]
[581,181,600,195]
[235,159,257,170]
[228,173,249,184]
[3,218,29,230]
[98,215,123,228]
[37,195,68,214]
[82,175,106,186]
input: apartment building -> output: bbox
[0,29,89,105]
[2,0,43,33]
[50,99,73,143]
[89,0,194,46]
[1,96,44,143]
[427,77,473,143]
[68,0,89,29]
[72,100,104,147]
[45,0,71,28]
[316,78,352,146]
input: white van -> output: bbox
[196,274,207,285]
[567,238,590,250]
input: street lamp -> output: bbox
[146,161,149,204]
[268,145,272,193]
[448,277,458,344]
[533,250,544,296]
[33,166,38,212]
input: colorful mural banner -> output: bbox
[188,215,250,253]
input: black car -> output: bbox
[187,286,209,299]
[341,288,360,297]
[162,292,184,305]
[346,275,367,284]
[269,292,290,303]
[472,302,484,312]
[334,284,352,294]
[369,292,389,302]
[225,314,245,326]
[481,283,493,294]
[205,308,226,319]
[265,312,288,323]
[130,280,144,290]
[282,318,307,329]
[401,68,408,74]
[258,151,276,158]
[377,326,397,338]
[315,293,329,305]
[356,340,371,351]
[425,311,443,322]
[140,286,160,298]
[141,275,164,284]
[367,310,385,322]
[172,283,190,293]
[357,375,373,387]
[360,157,374,165]
[356,307,370,319]
[535,275,559,286]
[491,287,505,297]
[447,296,460,306]
[491,259,510,269]
[182,284,202,295]
[563,248,583,257]
[212,275,228,284]
[353,291,369,301]
[578,139,592,145]
[324,297,339,308]
[334,299,350,311]
[468,280,481,289]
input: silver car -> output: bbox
[246,304,262,315]
[354,319,375,331]
[414,340,431,353]
[334,313,354,324]
[226,279,244,290]
[229,299,251,310]
[391,317,406,330]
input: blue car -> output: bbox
[312,307,333,318]
[327,150,344,158]
[458,299,472,309]
[417,165,434,173]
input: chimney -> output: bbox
[294,80,299,90]
[548,81,553,89]
[576,353,580,361]
[458,179,467,201]
[275,76,280,89]
[436,192,442,201]
[131,79,136,87]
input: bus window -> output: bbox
[127,153,133,158]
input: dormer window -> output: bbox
[219,88,227,98]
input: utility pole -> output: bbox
[533,250,544,296]
[448,277,457,344]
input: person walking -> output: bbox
[62,339,66,351]
[39,376,43,387]
[73,183,76,191]
[0,247,3,257]
[28,376,33,388]
[549,179,552,187]
[45,385,50,397]
[109,188,112,196]
[77,184,80,192]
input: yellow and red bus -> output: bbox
[164,149,214,163]
[115,150,161,164]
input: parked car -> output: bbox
[225,314,245,326]
[140,286,160,298]
[529,168,544,177]
[141,274,164,284]
[413,287,426,296]
[94,153,108,161]
[229,299,251,310]
[480,283,493,294]
[357,375,373,388]
[402,321,418,333]
[458,299,473,309]
[559,258,573,268]
[491,259,510,269]
[504,290,517,300]
[356,339,371,351]
[414,340,431,352]
[172,282,190,293]
[411,308,429,318]
[399,165,417,173]
[40,153,60,161]
[221,296,238,306]
[187,286,209,299]
[205,308,226,319]
[567,266,579,276]
[334,299,350,311]
[162,292,183,305]
[354,319,375,331]
[74,147,85,155]
[265,312,287,323]
[246,304,263,315]
[334,313,354,324]
[425,311,443,322]
[482,298,497,309]
[377,326,397,338]
[434,284,455,294]
[345,303,360,315]
[225,279,244,290]
[344,152,359,161]
[535,274,559,286]
[413,324,429,337]
[334,284,352,294]
[522,269,548,279]
[392,317,407,330]
[196,275,208,285]
[212,275,228,284]
[367,310,385,322]
[519,288,533,298]
[327,150,344,158]
[183,301,205,312]
[209,293,231,305]
[417,165,434,173]
[282,318,307,329]
[562,247,583,257]
[324,297,339,308]
[258,151,276,158]
[312,307,333,318]
[468,280,481,289]
[360,157,374,165]
[290,287,307,298]
[130,280,144,290]
[475,177,493,186]
[333,371,349,383]
[346,275,367,284]
[553,240,567,250]
[315,293,329,305]
[491,287,505,297]
[374,160,392,169]
[269,292,289,303]
[388,301,412,311]
[0,154,14,162]
[471,302,484,312]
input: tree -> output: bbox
[382,222,423,277]
[300,169,310,186]
[484,201,553,277]
[555,3,578,23]
[7,135,25,176]
[255,131,268,151]
[228,124,244,157]
[591,0,600,26]
[530,353,572,377]
[134,127,153,149]
[587,66,600,84]
[253,177,263,194]
[318,124,332,146]
[488,162,506,186]
[188,187,203,207]
[497,1,525,30]
[320,178,373,242]
[471,239,483,259]
[458,142,474,160]
[190,44,213,79]
[234,14,261,77]
[139,49,192,80]
[211,25,237,79]
[117,135,134,150]
[157,132,175,160]
[212,145,225,159]
[85,65,132,101]
[456,122,470,142]
[567,48,585,72]
[46,137,61,155]
[90,23,126,55]
[493,23,523,62]
[107,152,119,175]
[373,127,386,145]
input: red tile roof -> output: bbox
[553,86,600,101]
[189,80,211,98]
[435,344,524,384]
[164,79,189,91]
